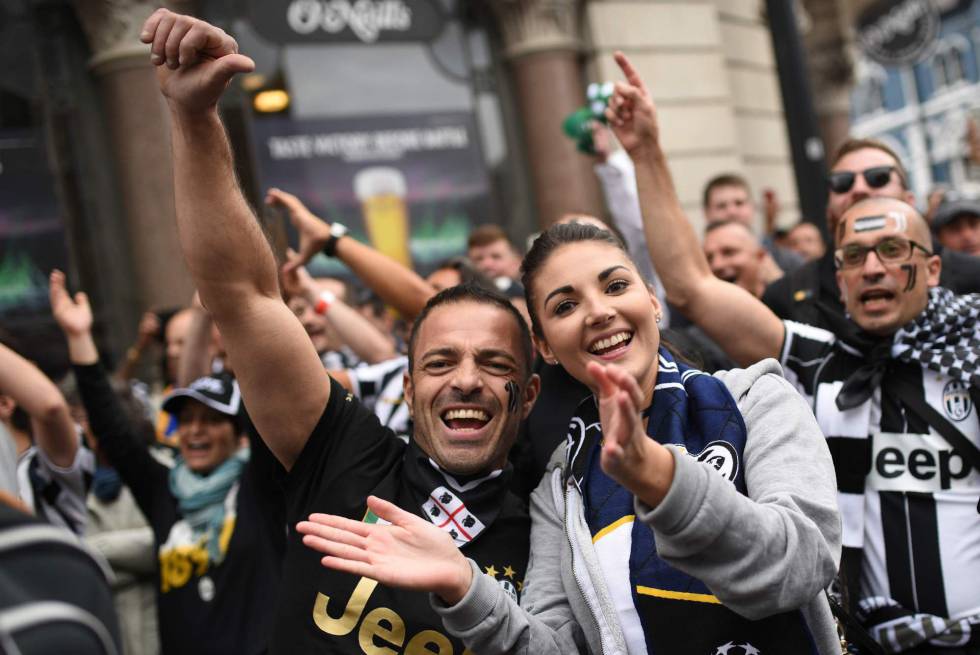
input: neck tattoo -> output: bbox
[505,380,520,414]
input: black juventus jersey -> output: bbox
[779,321,980,633]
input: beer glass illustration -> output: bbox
[354,167,412,268]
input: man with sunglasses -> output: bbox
[612,60,980,652]
[762,138,980,334]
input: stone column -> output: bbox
[489,0,604,228]
[75,0,194,310]
[801,0,856,159]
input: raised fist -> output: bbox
[140,9,255,114]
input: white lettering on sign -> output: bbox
[267,126,469,162]
[861,0,930,51]
[287,0,412,43]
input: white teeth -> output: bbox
[443,408,489,422]
[590,331,631,353]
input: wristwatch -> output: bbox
[322,222,348,257]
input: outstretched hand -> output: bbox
[141,9,255,114]
[297,496,473,604]
[586,361,674,507]
[265,188,333,274]
[604,52,661,157]
[49,270,92,337]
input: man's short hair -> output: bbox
[831,137,909,190]
[702,173,751,209]
[467,224,515,252]
[407,283,533,379]
[704,218,758,240]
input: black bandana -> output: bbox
[401,441,512,548]
[836,288,980,410]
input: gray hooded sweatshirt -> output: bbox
[433,359,843,655]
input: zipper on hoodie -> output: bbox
[564,479,606,652]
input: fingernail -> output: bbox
[150,53,163,64]
[140,31,150,40]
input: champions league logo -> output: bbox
[713,642,760,655]
[943,380,972,422]
[695,441,739,482]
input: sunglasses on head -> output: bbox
[826,166,897,194]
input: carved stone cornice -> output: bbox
[75,0,159,74]
[487,0,582,60]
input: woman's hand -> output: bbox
[587,361,675,507]
[49,270,93,337]
[297,495,474,605]
[604,52,661,159]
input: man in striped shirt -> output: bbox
[616,72,980,652]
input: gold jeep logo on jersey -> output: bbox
[312,576,474,654]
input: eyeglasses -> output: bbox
[834,236,932,269]
[826,166,899,194]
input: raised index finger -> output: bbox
[613,51,647,95]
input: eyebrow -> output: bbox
[420,347,457,361]
[543,265,630,307]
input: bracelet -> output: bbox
[313,291,336,316]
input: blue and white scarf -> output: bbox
[565,348,818,655]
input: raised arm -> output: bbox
[0,307,76,468]
[50,270,168,516]
[282,259,397,364]
[267,188,436,320]
[142,10,328,469]
[606,53,784,366]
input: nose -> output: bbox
[450,358,484,395]
[860,247,887,277]
[583,293,615,327]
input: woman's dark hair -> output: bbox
[521,222,630,339]
[521,222,693,366]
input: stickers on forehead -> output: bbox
[853,211,907,234]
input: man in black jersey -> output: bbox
[605,56,980,653]
[140,10,540,653]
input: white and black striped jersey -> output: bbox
[16,431,95,536]
[780,320,980,634]
[348,356,411,440]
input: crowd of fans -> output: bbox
[1,10,979,655]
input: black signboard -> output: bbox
[246,0,446,45]
[857,0,940,66]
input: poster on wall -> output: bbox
[251,111,490,278]
[0,129,70,370]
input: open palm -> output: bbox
[297,496,472,603]
[49,269,92,337]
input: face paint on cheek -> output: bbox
[505,380,520,414]
[901,263,917,292]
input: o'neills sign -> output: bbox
[857,0,940,66]
[247,0,446,44]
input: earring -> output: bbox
[655,314,662,324]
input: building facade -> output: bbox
[0,0,798,368]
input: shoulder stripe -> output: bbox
[636,586,721,604]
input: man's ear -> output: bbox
[925,253,942,287]
[402,370,414,420]
[521,374,541,419]
[533,334,555,365]
[836,270,847,305]
[0,395,14,422]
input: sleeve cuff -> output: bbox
[430,559,500,632]
[634,445,707,535]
